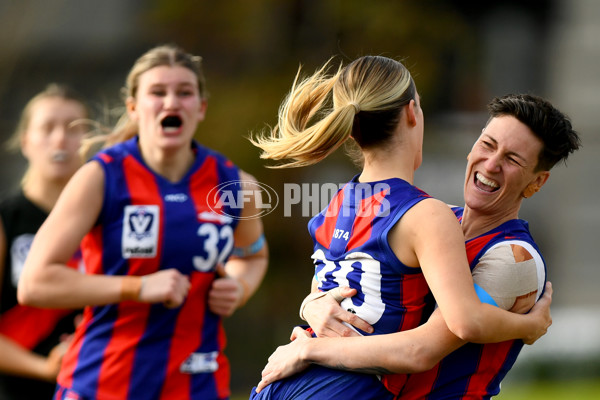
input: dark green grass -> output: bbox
[495,379,600,399]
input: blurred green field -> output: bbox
[496,379,600,399]
[231,379,600,400]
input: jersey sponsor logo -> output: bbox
[164,193,188,202]
[122,205,159,258]
[10,233,34,287]
[180,351,219,374]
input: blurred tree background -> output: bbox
[0,0,598,397]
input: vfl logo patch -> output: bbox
[122,205,159,258]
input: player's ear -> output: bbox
[126,97,138,121]
[406,99,419,126]
[196,99,208,122]
[523,171,550,198]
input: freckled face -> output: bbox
[464,115,545,217]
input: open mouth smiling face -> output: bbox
[474,172,499,193]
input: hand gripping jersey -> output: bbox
[0,191,82,399]
[309,176,434,336]
[56,137,241,400]
[391,207,546,400]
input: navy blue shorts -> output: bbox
[249,365,394,400]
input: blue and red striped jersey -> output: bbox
[308,176,434,336]
[57,137,241,400]
[393,207,546,399]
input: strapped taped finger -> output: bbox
[327,287,345,303]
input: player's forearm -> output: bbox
[0,335,52,381]
[460,302,547,344]
[438,281,546,344]
[224,250,268,304]
[18,263,123,308]
[301,335,394,374]
[301,322,458,374]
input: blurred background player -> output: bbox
[18,45,268,400]
[0,83,89,399]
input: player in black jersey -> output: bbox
[0,84,89,399]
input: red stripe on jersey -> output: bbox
[466,232,501,265]
[97,153,113,164]
[214,324,231,399]
[55,386,65,398]
[95,155,163,398]
[159,273,212,399]
[380,268,431,397]
[189,155,220,216]
[0,247,81,348]
[397,273,430,332]
[58,227,104,388]
[0,254,80,349]
[0,305,71,349]
[96,303,154,398]
[465,341,514,396]
[347,189,388,251]
[80,225,104,275]
[186,156,231,398]
[59,307,95,389]
[394,363,442,399]
[381,373,409,398]
[315,189,345,248]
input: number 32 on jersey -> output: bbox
[193,223,234,272]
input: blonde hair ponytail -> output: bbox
[252,60,360,168]
[252,55,415,168]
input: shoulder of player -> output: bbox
[485,241,537,264]
[61,161,105,205]
[396,197,463,245]
[407,197,458,226]
[474,242,540,312]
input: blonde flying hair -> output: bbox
[80,44,206,157]
[251,55,416,168]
